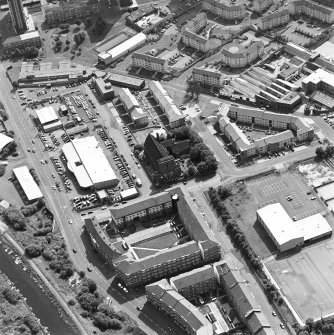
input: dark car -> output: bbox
[87,267,92,272]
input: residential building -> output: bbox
[182,30,211,53]
[193,67,224,88]
[170,265,216,300]
[93,78,114,100]
[214,259,275,335]
[148,81,185,128]
[182,12,207,33]
[202,0,246,20]
[144,133,181,183]
[258,9,290,31]
[289,0,334,24]
[118,88,148,127]
[108,188,221,287]
[221,40,264,68]
[8,0,27,33]
[146,279,213,335]
[253,0,273,13]
[219,105,314,159]
[132,52,168,73]
[44,0,100,25]
[3,31,41,54]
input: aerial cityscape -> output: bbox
[1,0,334,334]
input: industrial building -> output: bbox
[97,33,147,66]
[35,106,62,132]
[257,203,332,252]
[13,166,43,203]
[148,81,185,128]
[62,136,118,190]
[302,68,334,95]
[0,133,14,154]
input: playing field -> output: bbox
[266,236,334,322]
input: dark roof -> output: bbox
[171,139,190,156]
[144,133,170,169]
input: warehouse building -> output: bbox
[62,136,118,190]
[0,133,14,154]
[35,106,62,132]
[257,203,332,252]
[97,32,147,66]
[13,166,43,203]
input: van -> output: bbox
[136,178,142,187]
[75,116,82,123]
[132,173,136,179]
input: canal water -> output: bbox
[0,240,77,335]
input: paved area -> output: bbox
[259,181,288,196]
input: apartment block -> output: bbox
[253,0,273,13]
[203,0,246,20]
[146,279,213,335]
[8,0,27,33]
[132,52,168,73]
[219,106,314,159]
[118,88,149,127]
[258,9,290,30]
[3,31,41,53]
[148,81,185,128]
[182,30,211,53]
[170,265,216,300]
[44,0,100,24]
[290,0,334,24]
[182,12,207,33]
[192,67,224,88]
[221,40,264,68]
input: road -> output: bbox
[0,65,181,335]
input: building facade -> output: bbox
[193,67,224,87]
[258,9,290,30]
[221,41,264,68]
[203,0,246,20]
[253,0,273,13]
[3,31,41,53]
[148,81,185,128]
[132,52,168,73]
[8,0,27,33]
[93,78,114,100]
[289,0,334,24]
[44,0,100,25]
[181,30,211,53]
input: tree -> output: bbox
[0,165,5,177]
[73,32,86,46]
[82,278,97,293]
[25,244,43,258]
[78,292,100,312]
[187,165,196,177]
[119,0,133,6]
[65,39,70,45]
[3,288,21,304]
[186,79,201,98]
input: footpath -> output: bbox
[0,220,89,335]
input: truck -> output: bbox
[136,178,142,187]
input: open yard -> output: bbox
[266,237,334,322]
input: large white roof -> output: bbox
[316,182,334,201]
[62,136,118,188]
[13,166,43,201]
[0,133,14,151]
[257,203,303,247]
[296,214,332,242]
[98,32,146,61]
[36,106,59,125]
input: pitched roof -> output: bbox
[110,190,171,220]
[247,311,271,334]
[182,29,209,45]
[260,9,289,23]
[118,88,140,111]
[132,52,167,65]
[170,265,215,291]
[193,67,223,79]
[144,133,171,169]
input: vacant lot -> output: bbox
[266,234,334,322]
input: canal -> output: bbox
[0,240,77,335]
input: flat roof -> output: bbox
[13,166,43,201]
[62,136,118,188]
[120,188,139,199]
[257,203,304,247]
[95,33,129,54]
[316,182,334,201]
[36,106,59,125]
[296,214,332,242]
[0,133,14,151]
[98,33,146,60]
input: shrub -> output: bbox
[68,299,76,306]
[78,292,100,312]
[3,288,21,304]
[82,278,97,293]
[0,165,5,176]
[24,315,40,334]
[3,207,27,230]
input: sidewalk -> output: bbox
[0,222,89,335]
